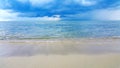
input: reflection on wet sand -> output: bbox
[0,38,120,56]
[0,38,120,68]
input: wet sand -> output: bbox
[0,38,120,68]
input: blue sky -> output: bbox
[0,0,120,21]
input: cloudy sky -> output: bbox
[0,0,120,21]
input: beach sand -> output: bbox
[0,38,120,68]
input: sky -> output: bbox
[0,0,120,21]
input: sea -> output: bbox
[0,21,120,40]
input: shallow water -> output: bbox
[0,21,120,39]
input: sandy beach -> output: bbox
[0,38,120,68]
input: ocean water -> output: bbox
[0,21,120,40]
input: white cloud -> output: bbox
[63,0,100,6]
[0,9,61,21]
[0,0,11,8]
[17,0,54,8]
[16,15,61,21]
[29,0,54,7]
[0,9,19,21]
[64,7,120,21]
[17,0,101,8]
[17,0,28,3]
[74,0,98,6]
[76,3,120,20]
[39,15,61,21]
[89,9,120,20]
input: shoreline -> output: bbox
[0,38,120,45]
[1,36,120,40]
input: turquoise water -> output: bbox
[0,21,120,40]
